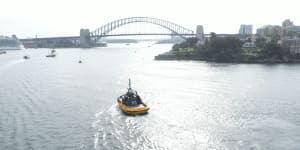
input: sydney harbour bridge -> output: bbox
[20,17,205,48]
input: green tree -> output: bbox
[210,32,216,40]
[262,43,283,59]
[206,37,243,61]
[185,37,198,47]
[255,38,266,48]
[171,37,198,51]
[172,44,180,51]
[271,30,281,43]
[246,38,252,43]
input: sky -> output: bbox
[0,0,299,38]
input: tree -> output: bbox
[171,37,198,51]
[185,37,198,47]
[262,43,283,59]
[172,44,180,51]
[170,32,245,61]
[255,38,266,48]
[206,37,243,61]
[246,38,252,43]
[271,29,281,43]
[210,32,216,40]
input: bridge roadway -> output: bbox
[20,34,245,42]
[19,33,197,41]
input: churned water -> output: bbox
[1,43,300,150]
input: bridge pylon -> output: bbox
[196,25,204,45]
[80,29,92,48]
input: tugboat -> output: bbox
[117,79,149,115]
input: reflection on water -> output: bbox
[1,43,300,150]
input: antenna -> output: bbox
[129,78,131,89]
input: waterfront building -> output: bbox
[280,19,300,55]
[280,38,300,57]
[0,35,24,50]
[255,19,300,57]
[281,19,300,37]
[290,39,300,56]
[239,24,253,35]
[257,22,299,39]
[256,25,282,43]
[256,25,280,36]
[285,26,300,33]
[242,42,256,48]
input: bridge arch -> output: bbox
[90,17,195,41]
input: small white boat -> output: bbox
[46,48,56,57]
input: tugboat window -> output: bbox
[128,97,138,106]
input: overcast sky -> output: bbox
[1,0,299,38]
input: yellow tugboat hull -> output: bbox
[117,99,149,115]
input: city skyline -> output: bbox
[1,0,299,38]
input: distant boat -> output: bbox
[46,54,56,57]
[23,55,30,59]
[95,42,107,47]
[78,56,82,63]
[46,48,56,57]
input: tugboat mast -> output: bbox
[128,78,132,89]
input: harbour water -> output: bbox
[1,43,300,150]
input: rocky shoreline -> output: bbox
[155,51,300,64]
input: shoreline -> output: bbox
[154,53,300,64]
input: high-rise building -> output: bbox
[239,24,253,35]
